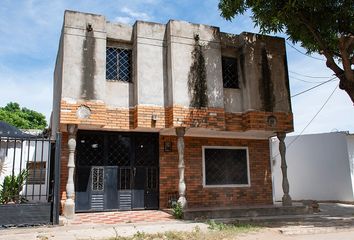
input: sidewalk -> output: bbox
[0,203,353,240]
[0,221,209,240]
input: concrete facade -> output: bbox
[51,10,293,215]
[52,10,292,136]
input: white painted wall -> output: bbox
[347,135,354,197]
[271,132,354,202]
[0,140,50,202]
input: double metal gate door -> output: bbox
[75,131,159,212]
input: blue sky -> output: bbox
[0,0,353,135]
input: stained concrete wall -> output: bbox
[135,21,166,106]
[52,10,292,127]
[51,29,64,139]
[271,132,354,202]
[61,11,107,102]
[167,20,224,108]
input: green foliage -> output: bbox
[107,221,259,240]
[0,102,47,130]
[218,0,353,56]
[172,202,183,219]
[207,219,258,232]
[188,36,208,108]
[0,169,28,204]
[218,0,354,102]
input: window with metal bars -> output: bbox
[222,56,239,88]
[106,47,132,82]
[203,147,249,187]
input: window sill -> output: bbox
[203,184,251,188]
[106,79,132,83]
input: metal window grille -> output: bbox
[108,135,130,166]
[120,167,131,190]
[77,134,104,166]
[106,47,132,82]
[147,167,158,190]
[92,167,104,191]
[222,56,239,88]
[204,148,248,185]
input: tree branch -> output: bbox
[297,12,344,78]
[339,34,354,82]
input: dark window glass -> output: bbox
[76,134,104,166]
[204,148,248,185]
[106,47,131,82]
[108,135,130,166]
[222,56,239,88]
[27,162,46,184]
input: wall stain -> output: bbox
[259,46,274,112]
[81,28,96,100]
[283,54,292,112]
[239,52,246,86]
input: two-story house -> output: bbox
[51,10,293,218]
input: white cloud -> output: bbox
[113,16,133,24]
[121,7,151,21]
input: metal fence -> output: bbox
[0,133,61,226]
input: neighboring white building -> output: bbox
[271,132,354,202]
[0,124,50,203]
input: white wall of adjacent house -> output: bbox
[271,132,354,202]
[0,140,50,202]
[347,135,354,197]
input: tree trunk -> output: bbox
[338,74,354,103]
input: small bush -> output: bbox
[172,202,183,219]
[0,169,28,204]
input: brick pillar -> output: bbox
[277,132,292,206]
[63,124,77,218]
[176,127,187,208]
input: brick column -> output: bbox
[63,124,77,218]
[277,132,292,206]
[176,127,187,208]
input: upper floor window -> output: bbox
[222,56,239,88]
[106,47,132,82]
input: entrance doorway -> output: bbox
[75,131,159,212]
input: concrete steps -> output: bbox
[183,204,312,220]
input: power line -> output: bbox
[289,70,330,79]
[272,84,338,159]
[286,84,339,149]
[286,41,326,61]
[291,76,337,98]
[289,75,332,84]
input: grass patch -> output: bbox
[108,222,260,240]
[207,219,259,233]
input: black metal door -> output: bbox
[132,134,159,209]
[75,131,159,212]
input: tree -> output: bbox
[0,102,47,130]
[218,0,354,103]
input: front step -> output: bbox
[183,205,312,220]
